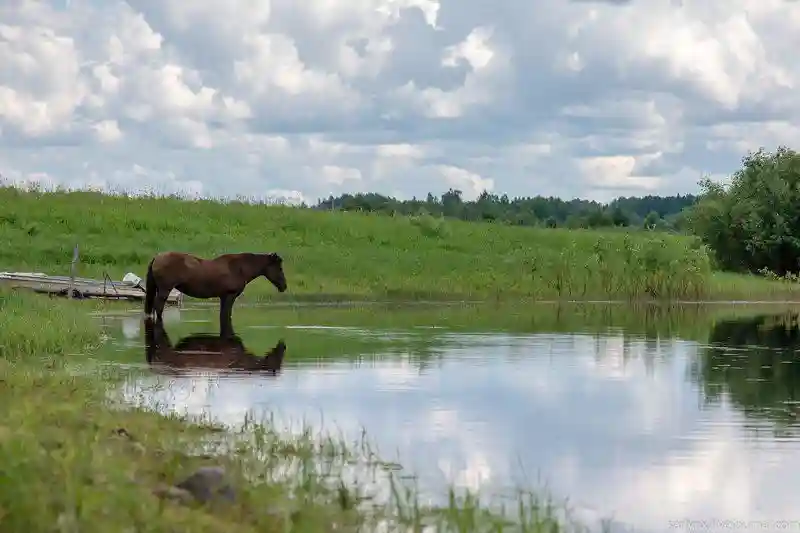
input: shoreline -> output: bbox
[0,287,583,532]
[87,295,800,312]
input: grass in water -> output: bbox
[0,288,586,532]
[2,184,800,301]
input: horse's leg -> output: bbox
[227,291,243,324]
[219,291,242,337]
[219,295,234,337]
[144,317,172,364]
[154,289,171,323]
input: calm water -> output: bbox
[94,302,800,532]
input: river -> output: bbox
[93,301,800,532]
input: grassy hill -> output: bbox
[1,185,798,302]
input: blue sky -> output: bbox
[1,0,797,204]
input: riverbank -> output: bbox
[0,287,578,532]
[2,185,800,302]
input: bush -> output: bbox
[686,146,800,276]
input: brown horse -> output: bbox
[144,251,287,327]
[144,317,287,375]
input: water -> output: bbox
[94,302,800,532]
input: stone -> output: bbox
[173,466,236,504]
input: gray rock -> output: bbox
[173,466,236,504]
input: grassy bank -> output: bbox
[0,288,583,532]
[1,185,799,301]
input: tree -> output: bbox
[441,188,463,217]
[643,211,660,230]
[313,190,696,231]
[609,206,631,227]
[685,146,800,275]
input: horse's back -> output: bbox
[153,251,244,272]
[153,250,202,264]
[151,251,207,277]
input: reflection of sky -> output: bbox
[115,321,800,533]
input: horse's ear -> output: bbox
[268,252,282,263]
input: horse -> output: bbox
[143,317,287,375]
[143,251,287,328]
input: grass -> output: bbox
[2,184,800,301]
[0,287,589,532]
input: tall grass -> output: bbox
[0,184,797,301]
[0,285,105,359]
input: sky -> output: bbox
[1,0,798,205]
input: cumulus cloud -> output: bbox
[1,0,799,203]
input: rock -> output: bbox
[173,466,236,504]
[112,428,135,440]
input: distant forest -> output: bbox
[311,189,699,231]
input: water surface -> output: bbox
[96,302,800,532]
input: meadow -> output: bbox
[2,185,799,302]
[1,286,587,532]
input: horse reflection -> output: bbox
[143,317,286,375]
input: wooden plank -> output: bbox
[0,272,181,303]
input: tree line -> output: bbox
[312,190,698,231]
[310,145,800,278]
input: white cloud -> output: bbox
[1,0,799,202]
[578,155,663,195]
[437,164,494,200]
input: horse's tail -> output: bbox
[261,340,287,372]
[144,257,157,315]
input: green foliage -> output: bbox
[318,189,697,230]
[0,185,720,302]
[409,213,452,239]
[643,211,660,230]
[686,146,800,276]
[524,234,713,300]
[0,286,104,359]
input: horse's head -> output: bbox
[263,252,287,292]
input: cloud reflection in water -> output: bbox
[120,328,800,533]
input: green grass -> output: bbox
[2,185,799,301]
[0,287,588,532]
[707,272,800,301]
